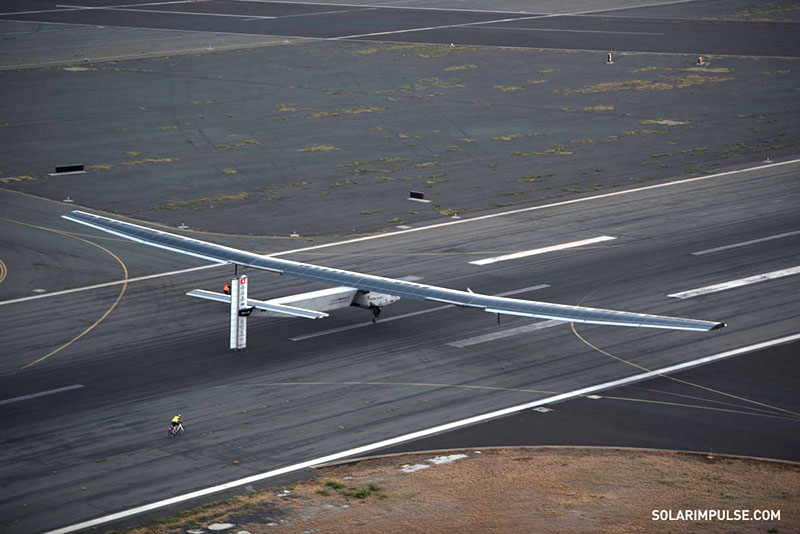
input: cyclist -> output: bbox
[171,414,183,430]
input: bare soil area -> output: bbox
[126,447,799,534]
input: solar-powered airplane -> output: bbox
[64,210,726,350]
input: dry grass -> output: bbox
[122,448,799,534]
[555,74,733,94]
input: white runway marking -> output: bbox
[290,284,550,341]
[668,266,800,299]
[44,332,800,534]
[692,230,800,256]
[447,319,562,348]
[0,384,84,406]
[470,236,616,266]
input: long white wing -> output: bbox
[63,210,726,332]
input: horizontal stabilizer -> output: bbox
[187,289,328,319]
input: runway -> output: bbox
[2,1,799,56]
[2,159,800,532]
[1,1,799,532]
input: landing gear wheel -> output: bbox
[369,304,382,323]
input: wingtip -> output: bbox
[711,322,727,331]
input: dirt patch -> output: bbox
[124,447,799,534]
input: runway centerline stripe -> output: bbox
[668,266,800,299]
[447,319,562,348]
[43,332,800,534]
[290,284,550,341]
[692,230,800,256]
[0,384,84,406]
[470,236,616,266]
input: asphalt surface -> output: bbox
[1,1,799,533]
[2,1,799,56]
[2,159,800,532]
[382,339,800,462]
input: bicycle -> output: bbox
[168,423,185,437]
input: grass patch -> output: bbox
[222,168,238,174]
[341,159,438,175]
[493,85,524,92]
[123,150,143,156]
[493,132,550,141]
[120,157,177,166]
[156,125,177,130]
[216,139,261,150]
[309,107,386,118]
[556,74,733,94]
[155,192,250,210]
[298,144,339,152]
[274,103,312,113]
[324,480,346,489]
[343,157,409,168]
[641,119,692,126]
[444,64,478,71]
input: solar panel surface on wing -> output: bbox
[62,210,725,332]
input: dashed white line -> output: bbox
[447,319,562,348]
[0,384,84,406]
[692,230,800,256]
[470,236,616,266]
[44,332,800,534]
[668,266,800,299]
